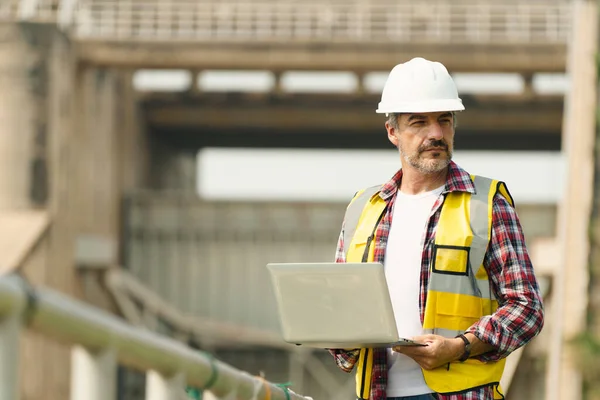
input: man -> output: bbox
[329,57,544,400]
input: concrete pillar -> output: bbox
[273,71,284,95]
[70,346,117,400]
[0,23,49,210]
[0,315,22,400]
[522,74,534,98]
[4,23,78,400]
[145,370,185,400]
[546,1,598,399]
[355,72,366,96]
[187,69,201,95]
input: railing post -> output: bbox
[0,315,21,400]
[57,0,79,29]
[70,346,117,400]
[146,370,185,400]
[17,0,41,20]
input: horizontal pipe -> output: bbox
[0,274,311,400]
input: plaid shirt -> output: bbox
[329,162,544,400]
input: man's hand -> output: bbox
[393,333,496,370]
[392,334,465,370]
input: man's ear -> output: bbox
[386,122,399,147]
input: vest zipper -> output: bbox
[361,235,374,263]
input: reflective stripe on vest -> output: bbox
[342,175,514,399]
[343,185,385,261]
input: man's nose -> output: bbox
[428,122,444,140]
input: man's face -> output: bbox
[386,112,455,174]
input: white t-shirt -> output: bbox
[384,185,444,397]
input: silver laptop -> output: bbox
[267,262,425,349]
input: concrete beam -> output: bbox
[142,93,564,135]
[75,41,567,73]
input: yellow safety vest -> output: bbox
[342,175,513,399]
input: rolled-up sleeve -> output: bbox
[466,194,545,362]
[328,348,361,373]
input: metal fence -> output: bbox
[124,195,345,333]
[4,0,572,44]
[123,193,556,332]
[0,0,58,22]
[104,268,354,400]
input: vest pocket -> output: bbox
[432,245,469,276]
[425,291,484,333]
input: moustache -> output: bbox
[419,140,449,153]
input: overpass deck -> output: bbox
[143,92,564,151]
[2,0,572,72]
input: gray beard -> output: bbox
[400,148,452,174]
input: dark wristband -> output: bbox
[455,333,472,362]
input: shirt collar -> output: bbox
[378,161,476,201]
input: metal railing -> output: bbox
[0,273,312,400]
[104,268,354,400]
[0,0,58,22]
[4,0,572,44]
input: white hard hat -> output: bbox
[376,57,465,114]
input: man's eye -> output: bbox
[412,121,425,126]
[440,119,451,124]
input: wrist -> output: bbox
[450,338,465,361]
[454,333,472,362]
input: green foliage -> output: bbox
[585,49,600,399]
[573,333,600,398]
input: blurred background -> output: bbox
[0,0,596,399]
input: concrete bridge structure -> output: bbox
[1,0,572,73]
[1,0,571,149]
[0,1,588,400]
